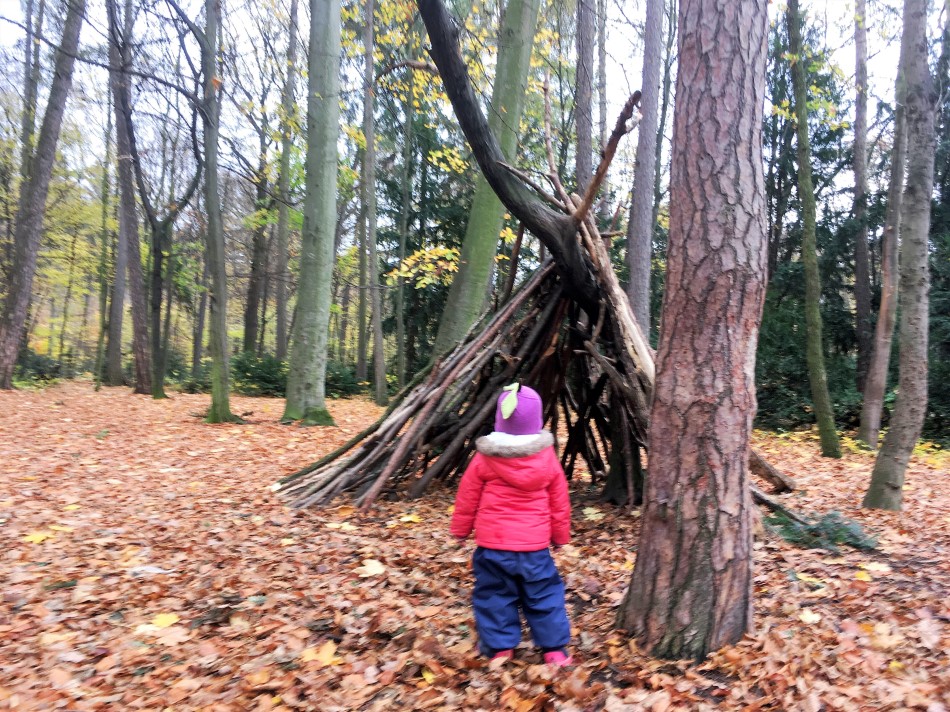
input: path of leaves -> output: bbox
[1,383,948,711]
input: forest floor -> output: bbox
[0,381,948,711]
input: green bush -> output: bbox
[180,358,212,394]
[765,510,877,553]
[14,347,61,384]
[231,351,287,397]
[325,360,361,398]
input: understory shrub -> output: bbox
[766,510,877,553]
[231,351,287,397]
[14,348,61,384]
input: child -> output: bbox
[450,383,573,666]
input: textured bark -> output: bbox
[853,0,872,394]
[0,0,85,388]
[858,71,907,448]
[201,0,236,423]
[619,0,767,659]
[362,0,388,405]
[275,0,299,362]
[788,0,841,458]
[624,0,663,333]
[18,0,45,184]
[575,0,595,190]
[282,0,342,425]
[863,0,936,510]
[431,0,542,355]
[108,0,151,394]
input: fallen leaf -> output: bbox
[799,609,822,624]
[355,559,386,577]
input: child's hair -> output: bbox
[494,383,544,435]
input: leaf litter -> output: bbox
[0,382,948,710]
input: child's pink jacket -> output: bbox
[450,431,571,551]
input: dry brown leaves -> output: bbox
[0,382,948,711]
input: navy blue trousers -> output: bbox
[471,547,571,655]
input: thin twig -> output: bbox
[497,162,568,211]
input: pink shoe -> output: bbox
[491,649,513,662]
[543,650,573,667]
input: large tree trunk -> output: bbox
[18,0,45,185]
[282,0,343,425]
[624,0,663,333]
[0,0,86,388]
[853,0,872,394]
[788,0,841,458]
[432,0,542,355]
[575,0,595,190]
[858,59,908,448]
[862,0,937,510]
[362,0,388,406]
[618,0,767,660]
[275,0,299,362]
[201,0,236,423]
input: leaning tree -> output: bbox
[276,0,791,515]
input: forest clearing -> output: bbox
[1,383,948,711]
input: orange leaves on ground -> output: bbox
[0,383,948,710]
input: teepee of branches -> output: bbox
[275,0,795,513]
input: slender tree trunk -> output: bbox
[625,0,663,333]
[0,0,85,388]
[651,0,676,234]
[619,0,767,660]
[858,78,907,447]
[788,0,841,458]
[244,150,269,354]
[58,231,80,362]
[395,71,413,389]
[108,0,151,394]
[192,258,208,378]
[863,0,937,510]
[575,0,595,190]
[362,0,387,405]
[596,0,608,218]
[19,0,45,184]
[432,0,542,355]
[853,0,872,394]
[275,0,299,362]
[202,0,237,423]
[356,190,368,381]
[282,0,342,425]
[94,93,114,390]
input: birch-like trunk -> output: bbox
[575,0,595,190]
[853,0,873,393]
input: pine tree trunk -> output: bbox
[853,0,872,394]
[202,0,236,423]
[863,0,936,510]
[18,0,44,185]
[624,0,663,333]
[619,0,767,659]
[788,0,841,458]
[432,0,542,355]
[858,74,907,447]
[275,0,299,362]
[575,0,595,190]
[282,0,342,425]
[0,0,85,388]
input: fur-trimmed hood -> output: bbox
[475,430,554,458]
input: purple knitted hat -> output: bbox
[494,384,544,435]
